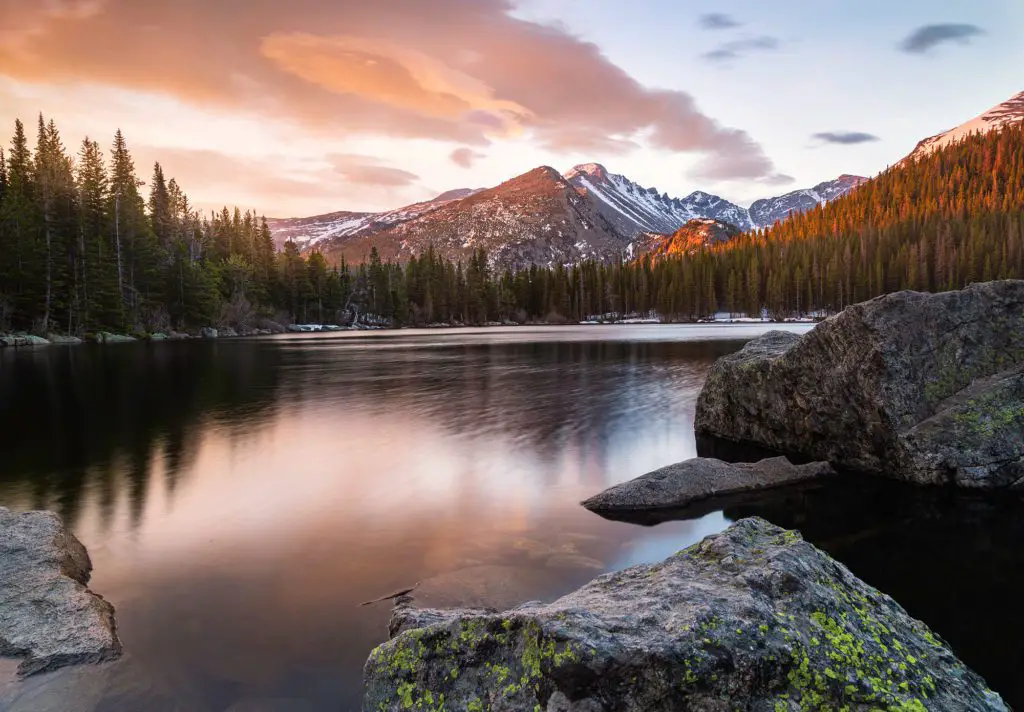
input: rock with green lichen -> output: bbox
[695,280,1024,487]
[363,517,1006,711]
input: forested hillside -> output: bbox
[0,115,347,334]
[2,115,1022,332]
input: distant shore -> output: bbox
[0,317,824,348]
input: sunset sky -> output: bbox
[2,0,1021,217]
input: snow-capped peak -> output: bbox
[564,163,610,182]
[905,90,1024,162]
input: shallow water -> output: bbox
[1,324,1022,711]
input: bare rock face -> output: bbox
[363,517,1006,711]
[581,456,833,515]
[0,508,122,676]
[694,280,1024,487]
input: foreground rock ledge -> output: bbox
[364,517,1006,711]
[695,280,1024,487]
[581,456,833,516]
[0,507,122,676]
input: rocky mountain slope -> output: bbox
[904,90,1024,163]
[325,167,630,268]
[266,188,482,250]
[630,218,742,258]
[749,174,868,227]
[564,163,754,232]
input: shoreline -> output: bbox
[0,317,823,348]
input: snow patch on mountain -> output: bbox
[266,188,483,249]
[748,175,868,228]
[563,163,755,235]
[904,90,1024,162]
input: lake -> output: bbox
[2,325,1023,711]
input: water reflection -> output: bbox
[1,325,797,712]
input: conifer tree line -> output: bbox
[0,114,298,334]
[2,114,1023,332]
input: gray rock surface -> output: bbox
[95,332,136,344]
[0,334,50,347]
[582,456,833,514]
[0,508,121,676]
[364,517,1006,711]
[695,280,1024,487]
[200,327,219,339]
[46,334,83,345]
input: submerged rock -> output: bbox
[364,517,1006,711]
[582,456,833,516]
[695,280,1024,487]
[0,508,122,677]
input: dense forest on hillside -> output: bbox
[2,115,1023,332]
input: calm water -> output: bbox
[1,325,1023,711]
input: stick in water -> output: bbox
[360,582,421,606]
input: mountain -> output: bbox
[269,164,865,267]
[266,189,482,250]
[630,218,742,258]
[748,175,869,227]
[904,90,1024,163]
[325,166,630,268]
[563,163,753,232]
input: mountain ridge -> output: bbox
[270,164,865,262]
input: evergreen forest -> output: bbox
[1,115,1022,333]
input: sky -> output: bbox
[1,0,1021,217]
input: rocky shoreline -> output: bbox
[0,508,121,677]
[0,322,393,347]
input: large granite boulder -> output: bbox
[363,518,1006,711]
[0,508,121,676]
[695,280,1024,487]
[582,456,833,517]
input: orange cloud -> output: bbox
[0,0,783,181]
[261,33,531,138]
[450,148,485,169]
[142,147,425,216]
[327,153,420,187]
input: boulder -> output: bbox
[255,319,286,334]
[0,333,49,347]
[582,456,833,516]
[0,508,121,677]
[95,332,136,344]
[363,518,1006,711]
[220,327,239,338]
[695,280,1024,487]
[200,327,219,339]
[148,333,169,341]
[46,334,83,345]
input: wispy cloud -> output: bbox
[699,13,741,30]
[449,147,485,169]
[899,24,985,54]
[327,154,420,187]
[703,36,779,64]
[812,131,880,145]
